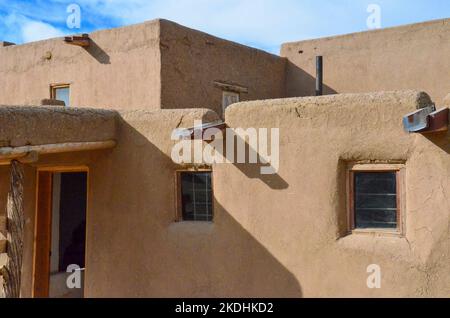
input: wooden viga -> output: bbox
[0,161,25,298]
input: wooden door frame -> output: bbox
[31,166,89,298]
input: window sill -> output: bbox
[175,220,214,225]
[337,232,412,260]
[169,221,215,235]
[349,228,403,238]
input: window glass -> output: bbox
[180,172,213,222]
[53,86,70,107]
[354,172,397,229]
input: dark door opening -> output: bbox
[34,170,87,298]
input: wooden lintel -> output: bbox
[64,34,90,47]
[213,81,248,94]
[0,140,116,165]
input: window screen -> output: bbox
[180,172,213,222]
[354,172,398,229]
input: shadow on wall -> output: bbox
[424,131,450,154]
[85,113,301,297]
[217,130,289,190]
[167,199,303,297]
[83,40,111,64]
[285,61,338,97]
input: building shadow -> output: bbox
[214,128,289,190]
[84,40,111,64]
[285,61,338,97]
[423,131,450,154]
[83,114,301,297]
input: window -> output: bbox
[177,171,213,222]
[51,84,70,107]
[348,164,404,234]
[222,91,240,113]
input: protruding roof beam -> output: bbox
[426,108,449,133]
[64,34,90,47]
[0,41,15,47]
[403,106,449,134]
[173,120,227,140]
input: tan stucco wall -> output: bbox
[444,94,450,107]
[0,19,286,117]
[84,108,300,297]
[0,106,117,147]
[1,90,449,298]
[221,90,450,297]
[0,21,162,110]
[281,18,450,105]
[159,20,286,118]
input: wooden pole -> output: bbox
[0,140,116,164]
[2,160,25,298]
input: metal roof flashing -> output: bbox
[403,106,449,134]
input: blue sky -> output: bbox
[0,0,449,54]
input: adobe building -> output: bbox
[0,18,449,298]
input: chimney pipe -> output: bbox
[315,56,323,96]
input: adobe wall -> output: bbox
[159,20,286,118]
[0,106,117,147]
[2,90,449,297]
[84,90,448,297]
[444,94,450,106]
[83,108,304,297]
[0,20,161,110]
[5,107,299,297]
[221,90,450,297]
[281,18,450,105]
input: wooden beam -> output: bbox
[0,239,6,254]
[213,81,248,94]
[0,215,6,236]
[403,107,449,134]
[1,41,15,47]
[0,140,116,165]
[423,108,449,134]
[3,161,24,298]
[64,34,90,47]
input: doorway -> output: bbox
[33,168,88,298]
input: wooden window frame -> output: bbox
[175,168,214,223]
[32,166,89,298]
[347,163,405,236]
[222,90,240,114]
[50,84,70,106]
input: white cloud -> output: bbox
[58,0,323,52]
[2,0,449,52]
[65,0,374,53]
[1,12,66,43]
[21,20,65,42]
